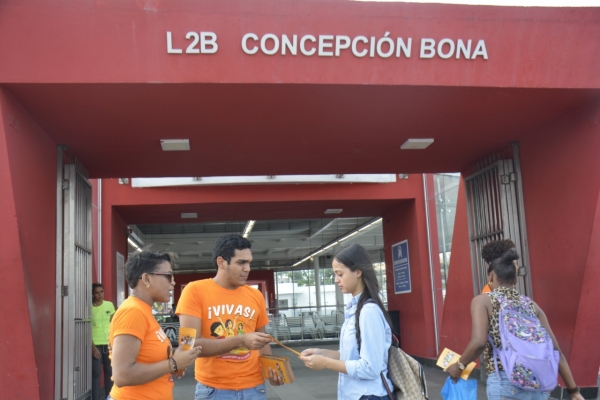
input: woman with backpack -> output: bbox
[445,249,583,400]
[299,243,395,400]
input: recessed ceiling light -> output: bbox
[325,208,343,214]
[181,212,198,219]
[161,139,190,151]
[400,138,434,150]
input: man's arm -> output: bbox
[179,314,271,357]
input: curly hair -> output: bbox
[481,239,516,264]
[490,249,519,284]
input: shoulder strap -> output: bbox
[380,372,394,399]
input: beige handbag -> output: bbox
[381,335,429,400]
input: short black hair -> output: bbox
[212,234,251,268]
[490,249,519,284]
[125,250,174,289]
[92,282,103,292]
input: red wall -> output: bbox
[1,1,599,89]
[519,100,600,386]
[0,87,57,399]
[102,208,128,304]
[383,182,438,358]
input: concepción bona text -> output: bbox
[166,32,489,60]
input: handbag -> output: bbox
[381,334,429,400]
[440,377,477,400]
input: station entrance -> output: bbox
[1,1,599,400]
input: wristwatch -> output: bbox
[457,361,466,370]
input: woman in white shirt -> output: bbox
[300,243,394,400]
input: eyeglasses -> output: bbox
[145,272,175,282]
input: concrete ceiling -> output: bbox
[131,217,384,272]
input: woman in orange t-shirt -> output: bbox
[108,250,201,400]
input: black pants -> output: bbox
[359,395,392,400]
[92,345,113,400]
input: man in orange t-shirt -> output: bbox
[177,234,283,400]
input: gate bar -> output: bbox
[55,145,65,400]
[511,142,533,298]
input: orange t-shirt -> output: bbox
[482,284,491,293]
[176,279,269,390]
[109,296,174,400]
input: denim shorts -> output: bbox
[195,382,267,400]
[487,371,550,400]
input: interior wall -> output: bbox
[102,208,128,304]
[0,87,57,400]
[519,100,600,386]
[383,197,438,358]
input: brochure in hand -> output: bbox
[259,355,295,384]
[176,327,197,377]
[436,347,476,380]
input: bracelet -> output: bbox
[566,385,580,395]
[171,357,178,373]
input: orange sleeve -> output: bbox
[176,282,203,320]
[112,306,147,341]
[482,284,491,293]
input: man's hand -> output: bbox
[240,332,272,350]
[92,345,100,360]
[267,367,284,386]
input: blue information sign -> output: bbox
[392,240,411,294]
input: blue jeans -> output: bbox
[487,371,550,400]
[195,382,267,400]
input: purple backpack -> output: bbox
[488,292,559,392]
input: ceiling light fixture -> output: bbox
[243,220,256,238]
[292,217,382,267]
[324,209,343,214]
[181,212,198,219]
[160,139,190,151]
[400,138,434,150]
[127,237,141,251]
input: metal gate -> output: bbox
[55,148,93,400]
[464,142,533,297]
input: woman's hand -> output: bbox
[300,348,323,357]
[445,362,462,382]
[299,354,328,370]
[570,392,584,400]
[172,345,202,370]
[92,345,100,360]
